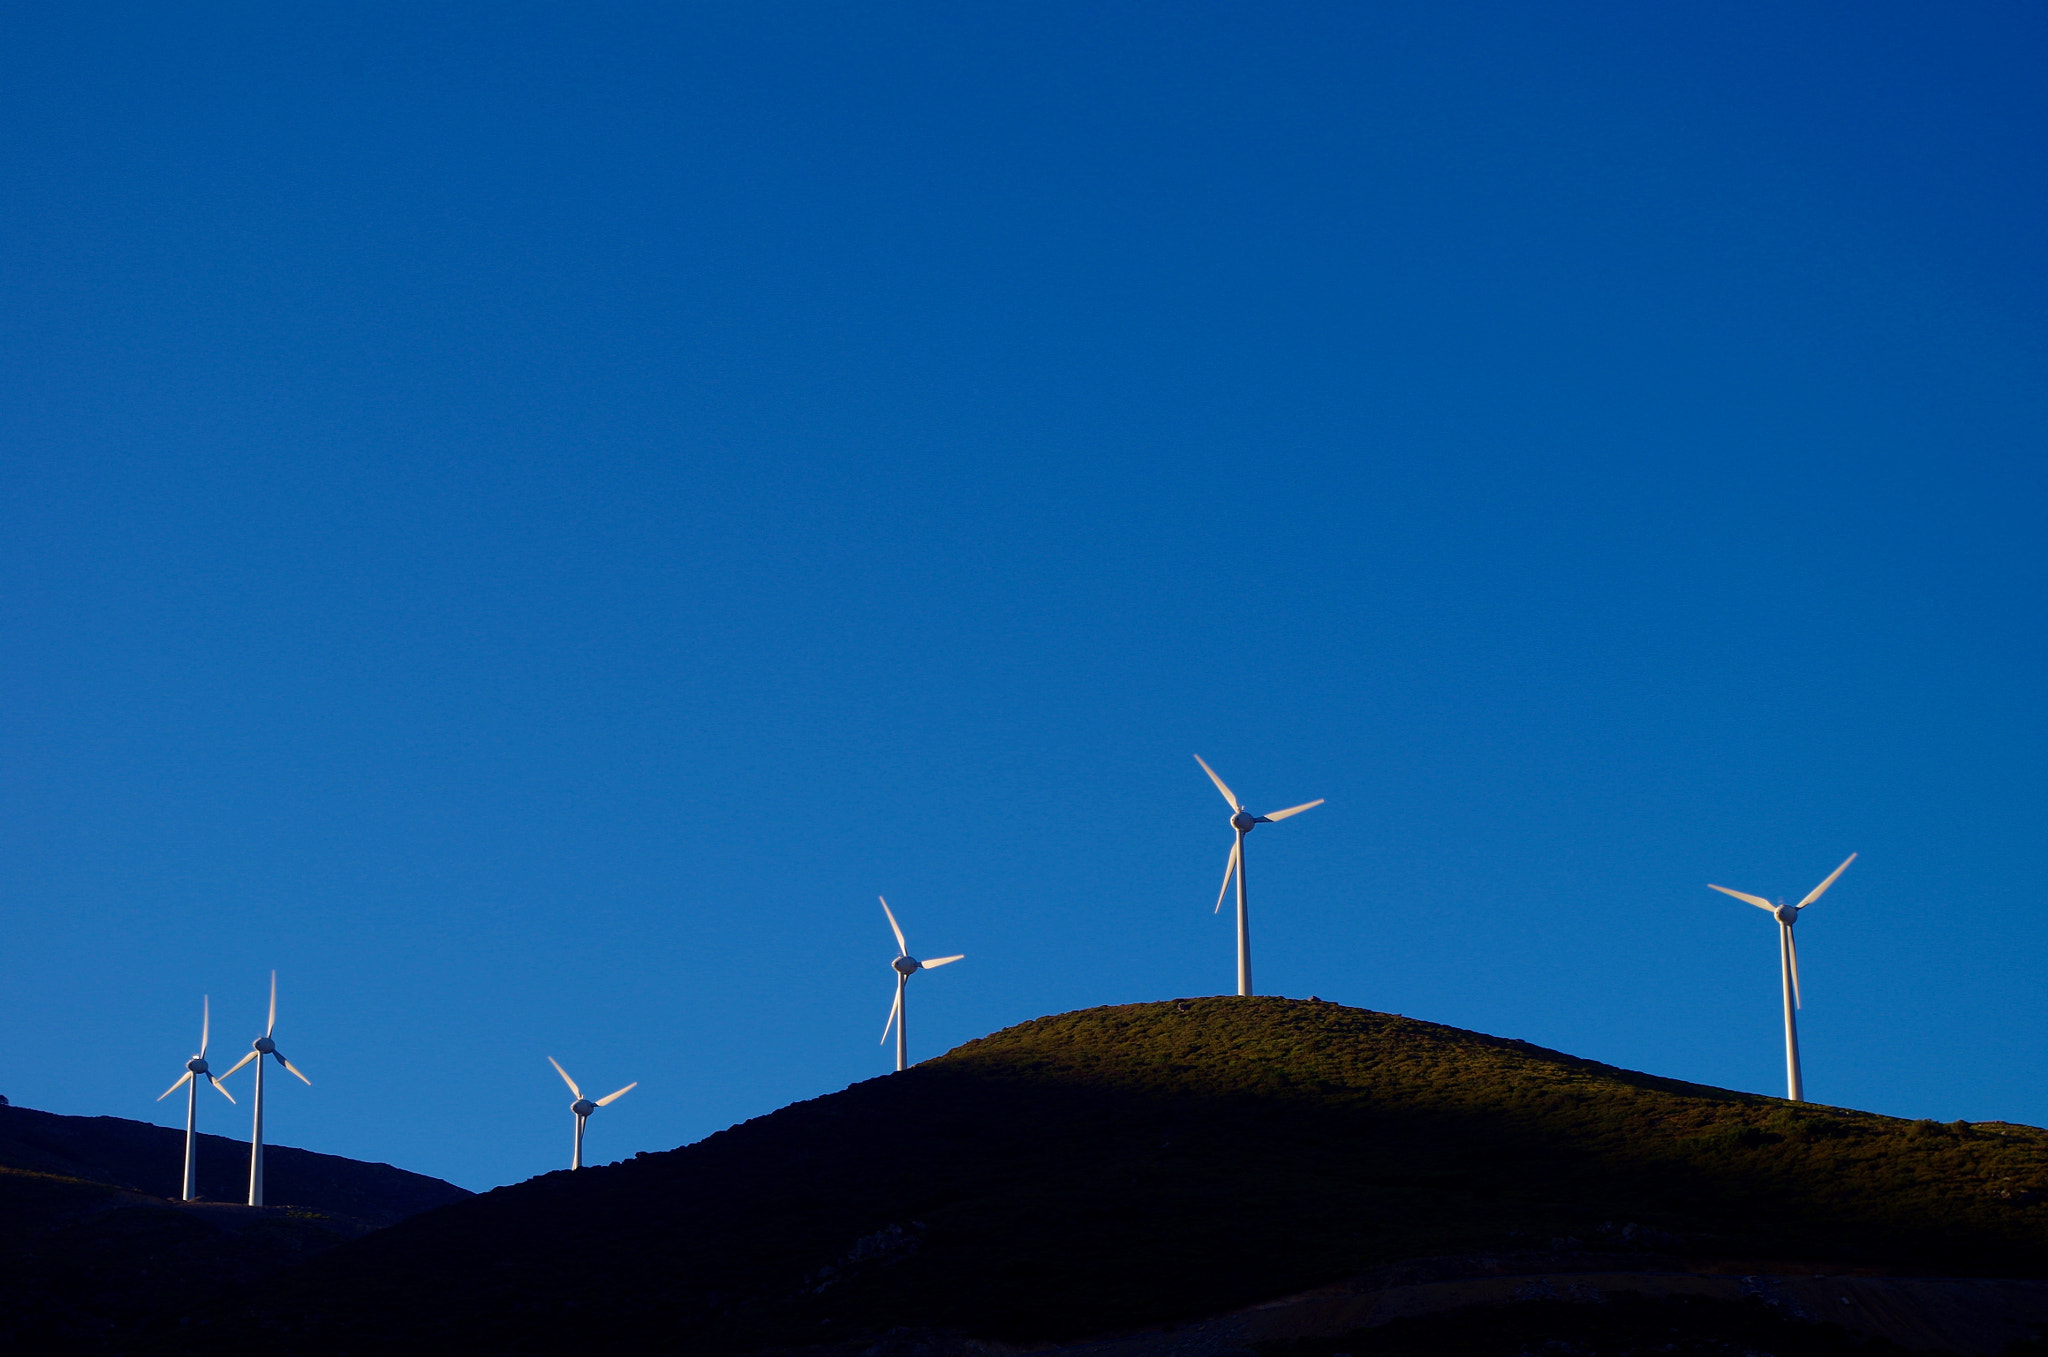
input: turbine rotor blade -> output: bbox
[1708,884,1777,912]
[217,1050,258,1080]
[201,995,210,1059]
[208,1074,237,1104]
[880,987,902,1044]
[1192,754,1241,810]
[1214,839,1240,914]
[595,1082,637,1107]
[158,1070,194,1101]
[1796,852,1858,910]
[879,896,909,956]
[921,954,963,969]
[1786,926,1803,1009]
[266,970,278,1038]
[1263,798,1325,822]
[278,1054,312,1086]
[547,1056,582,1100]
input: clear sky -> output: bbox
[3,3,2043,1193]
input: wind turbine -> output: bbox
[548,1057,635,1170]
[1708,852,1856,1103]
[214,971,311,1206]
[1194,755,1323,997]
[877,896,962,1073]
[155,995,236,1201]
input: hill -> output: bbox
[180,998,2048,1356]
[0,1103,469,1347]
[0,1102,469,1224]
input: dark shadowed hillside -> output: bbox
[180,998,2048,1356]
[0,1104,469,1348]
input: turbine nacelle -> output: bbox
[1775,901,1799,925]
[186,1056,211,1074]
[1230,810,1264,832]
[254,1036,277,1055]
[571,1098,597,1117]
[893,955,921,977]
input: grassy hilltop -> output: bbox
[195,998,2048,1355]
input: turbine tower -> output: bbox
[1193,754,1323,997]
[547,1057,636,1170]
[1708,852,1856,1103]
[155,995,236,1201]
[215,971,311,1206]
[877,896,962,1073]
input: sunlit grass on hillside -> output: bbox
[940,997,2048,1273]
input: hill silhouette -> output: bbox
[0,1103,469,1224]
[0,1103,469,1347]
[180,998,2048,1356]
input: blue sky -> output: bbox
[3,2,2043,1193]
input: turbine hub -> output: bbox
[1775,903,1799,925]
[254,1036,276,1054]
[1230,810,1258,832]
[893,955,921,976]
[572,1098,596,1117]
[187,1057,209,1074]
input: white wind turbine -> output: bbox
[214,971,311,1206]
[155,995,236,1201]
[547,1057,636,1171]
[1194,754,1323,997]
[1708,852,1857,1103]
[877,896,963,1073]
